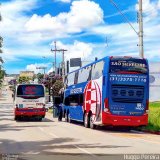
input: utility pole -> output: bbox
[109,0,144,58]
[51,41,67,82]
[61,49,67,82]
[51,41,57,74]
[36,67,47,78]
[138,0,144,58]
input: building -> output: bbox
[19,71,34,79]
[149,62,160,102]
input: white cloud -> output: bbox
[135,0,160,21]
[51,40,93,61]
[1,0,160,75]
[26,63,49,74]
[158,0,160,9]
[0,0,38,34]
[25,0,104,34]
[55,0,71,3]
[48,40,94,72]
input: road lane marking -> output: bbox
[72,144,97,158]
[49,133,59,138]
[38,127,96,158]
[38,127,44,132]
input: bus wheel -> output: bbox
[65,112,68,122]
[84,113,89,128]
[89,115,96,129]
[68,113,72,123]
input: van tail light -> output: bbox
[104,98,111,114]
[42,104,46,111]
[145,100,149,114]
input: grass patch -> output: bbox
[141,102,160,132]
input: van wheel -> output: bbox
[39,118,43,121]
[89,114,96,129]
[84,113,89,128]
[14,116,18,121]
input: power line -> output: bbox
[109,0,138,36]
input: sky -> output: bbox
[0,0,160,74]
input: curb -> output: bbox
[136,129,160,135]
[141,130,160,135]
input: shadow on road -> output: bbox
[15,117,54,123]
[0,154,129,160]
[0,123,56,132]
[0,137,130,159]
[63,120,145,135]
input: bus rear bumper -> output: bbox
[15,108,46,117]
[102,112,148,127]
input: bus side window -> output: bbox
[65,75,68,88]
[79,94,83,106]
[74,71,79,84]
[65,94,83,106]
[91,61,104,80]
[68,72,75,86]
[87,66,92,81]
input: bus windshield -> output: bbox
[109,58,148,74]
[17,85,44,98]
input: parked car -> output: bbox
[45,102,53,111]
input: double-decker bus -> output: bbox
[62,56,149,129]
[14,84,46,121]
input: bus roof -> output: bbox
[67,56,107,75]
[67,56,147,75]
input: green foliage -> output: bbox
[0,36,3,54]
[141,102,160,132]
[149,102,160,108]
[37,73,44,83]
[0,69,6,87]
[52,80,64,96]
[148,102,160,130]
[18,76,32,84]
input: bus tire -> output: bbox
[84,113,89,128]
[68,113,72,123]
[89,114,96,129]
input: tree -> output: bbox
[41,72,64,97]
[0,36,2,54]
[0,4,3,54]
[0,69,6,87]
[37,73,44,83]
[0,56,3,63]
[18,76,32,84]
[52,79,64,96]
[0,4,4,78]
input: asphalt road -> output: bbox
[0,87,160,160]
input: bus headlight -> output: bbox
[104,108,109,112]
